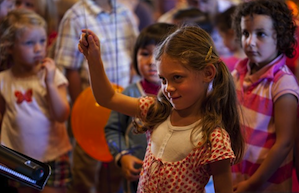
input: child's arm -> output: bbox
[78,30,140,117]
[234,94,297,192]
[42,58,70,123]
[210,159,233,193]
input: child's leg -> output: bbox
[42,153,71,193]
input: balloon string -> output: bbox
[112,0,122,153]
[113,0,119,90]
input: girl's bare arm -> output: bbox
[78,30,140,117]
[43,58,70,122]
[211,159,233,193]
[242,94,297,190]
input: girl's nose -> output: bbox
[166,83,175,92]
[34,43,42,52]
[148,55,155,66]
[247,35,256,47]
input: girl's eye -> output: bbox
[174,75,182,81]
[25,2,34,8]
[40,39,46,44]
[24,41,34,45]
[257,32,266,38]
[140,51,150,57]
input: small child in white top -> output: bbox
[0,9,72,193]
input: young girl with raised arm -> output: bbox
[231,0,299,192]
[0,9,72,193]
[78,26,244,193]
[104,22,177,193]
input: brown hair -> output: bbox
[232,0,297,58]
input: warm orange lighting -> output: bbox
[287,0,299,17]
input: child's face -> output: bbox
[241,14,278,66]
[15,0,35,11]
[218,29,237,53]
[137,44,160,84]
[157,54,209,112]
[0,0,15,20]
[10,25,47,69]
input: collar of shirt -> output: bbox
[236,54,286,85]
[85,0,118,15]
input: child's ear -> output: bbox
[203,63,216,83]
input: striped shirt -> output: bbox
[231,55,299,192]
[55,0,138,89]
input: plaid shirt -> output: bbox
[55,0,138,89]
[231,55,299,191]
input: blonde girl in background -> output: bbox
[15,0,58,56]
[78,26,244,192]
[0,9,71,193]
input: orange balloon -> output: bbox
[71,85,123,162]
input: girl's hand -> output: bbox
[233,180,256,193]
[120,154,143,182]
[41,57,56,84]
[78,29,102,64]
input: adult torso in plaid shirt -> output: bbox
[55,0,138,89]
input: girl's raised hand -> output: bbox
[41,57,56,83]
[78,29,102,64]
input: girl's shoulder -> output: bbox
[0,68,11,74]
[201,127,235,165]
[0,69,12,79]
[210,127,231,142]
[53,68,68,86]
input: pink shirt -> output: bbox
[221,56,241,72]
[231,55,299,192]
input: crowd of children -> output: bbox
[0,0,299,193]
